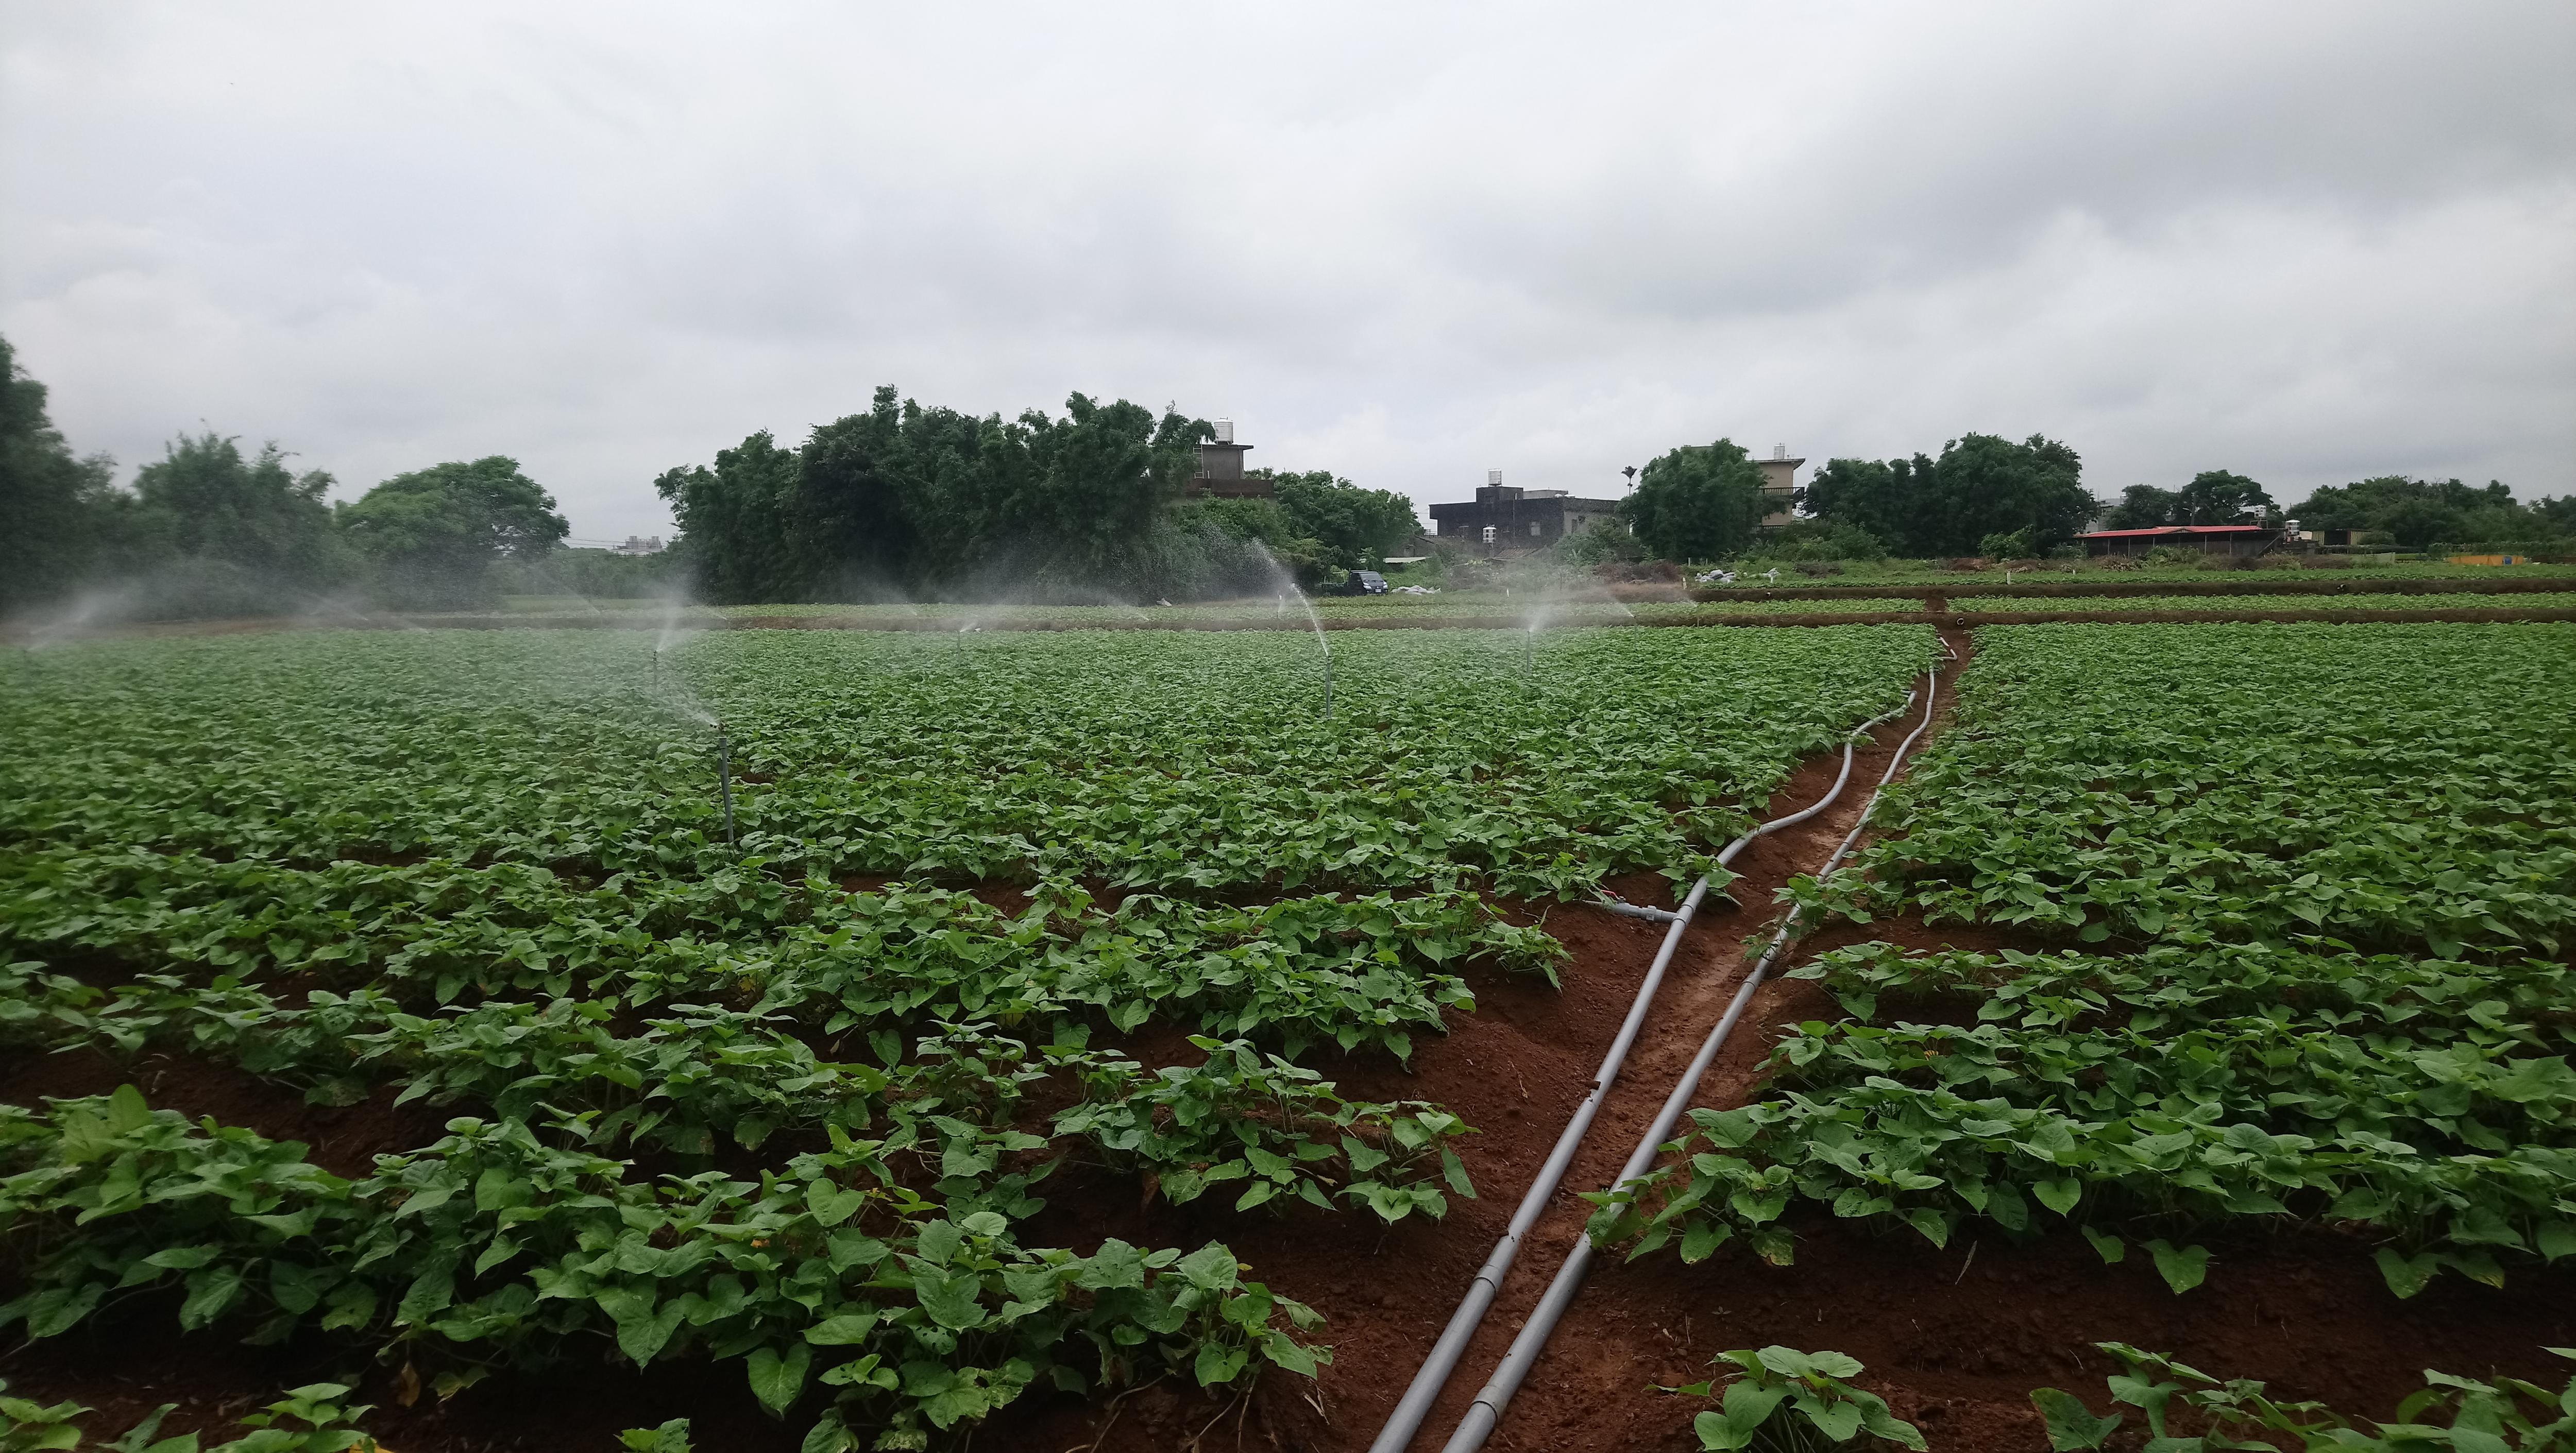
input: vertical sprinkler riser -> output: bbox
[716,722,737,846]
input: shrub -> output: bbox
[1755,522,1889,564]
[1555,522,1639,567]
[1975,527,2035,560]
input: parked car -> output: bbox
[1341,570,1389,595]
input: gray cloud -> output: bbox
[4,0,2569,539]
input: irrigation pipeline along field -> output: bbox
[4,621,2574,1451]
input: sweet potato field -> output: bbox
[2,625,1946,1450]
[4,620,2573,1450]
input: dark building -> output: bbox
[1428,473,1624,550]
[1184,419,1271,498]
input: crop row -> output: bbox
[1605,624,2576,1300]
[0,1087,1318,1448]
[2,864,1564,1058]
[4,962,1476,1220]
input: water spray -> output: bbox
[1291,587,1332,721]
[1248,542,1335,722]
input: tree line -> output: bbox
[2,335,573,617]
[15,318,2570,620]
[654,386,1419,604]
[1620,432,2096,561]
[1,335,1423,619]
[1617,431,2571,562]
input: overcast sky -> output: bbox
[5,3,2570,540]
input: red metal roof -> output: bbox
[2075,524,2270,539]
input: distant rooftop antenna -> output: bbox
[1215,418,1235,443]
[1487,469,1504,486]
[1773,443,1787,460]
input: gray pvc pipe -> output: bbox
[1436,670,1942,1453]
[1365,687,1920,1453]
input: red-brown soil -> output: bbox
[8,624,2572,1452]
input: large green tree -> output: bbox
[1905,433,2093,554]
[130,432,349,608]
[337,456,569,607]
[2101,484,2181,531]
[1621,438,1767,561]
[2173,470,2273,525]
[1266,470,1420,570]
[0,334,128,612]
[2290,475,2565,549]
[2100,470,2274,530]
[1799,433,2094,555]
[655,431,810,604]
[796,388,933,596]
[1798,457,1914,549]
[658,388,1215,602]
[1010,392,1205,591]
